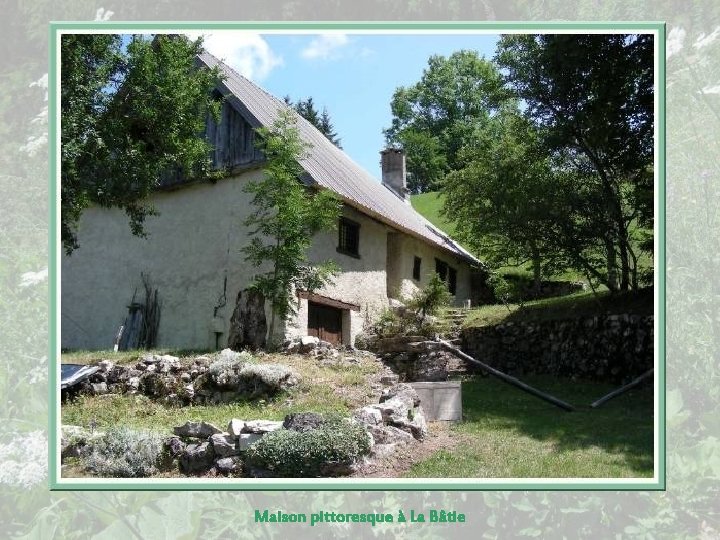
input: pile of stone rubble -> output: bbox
[61,383,428,478]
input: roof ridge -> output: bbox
[200,49,344,155]
[200,49,289,109]
[197,50,480,266]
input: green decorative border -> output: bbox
[49,21,666,491]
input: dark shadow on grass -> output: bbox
[458,374,654,474]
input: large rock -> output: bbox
[106,365,130,384]
[235,363,300,396]
[139,372,174,398]
[367,425,415,445]
[242,420,283,434]
[380,383,421,409]
[388,408,428,441]
[227,288,267,351]
[215,456,243,475]
[178,384,195,401]
[90,382,108,395]
[173,421,223,439]
[228,419,245,437]
[238,433,263,451]
[179,442,215,474]
[97,360,114,373]
[284,336,334,355]
[352,406,383,427]
[282,412,325,432]
[164,436,186,457]
[209,433,240,458]
[126,376,140,392]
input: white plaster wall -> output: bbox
[388,235,473,307]
[62,172,468,351]
[288,206,391,344]
[62,171,270,351]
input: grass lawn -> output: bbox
[407,374,654,478]
[61,351,382,433]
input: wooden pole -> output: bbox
[437,339,575,412]
[590,369,653,408]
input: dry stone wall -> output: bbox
[461,314,654,384]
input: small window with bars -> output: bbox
[337,218,360,257]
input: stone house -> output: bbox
[61,52,481,351]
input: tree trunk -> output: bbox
[227,288,268,350]
[619,237,630,291]
[605,236,619,292]
[531,245,542,297]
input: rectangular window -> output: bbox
[435,258,448,281]
[412,256,422,281]
[435,258,457,295]
[337,217,360,257]
[448,267,457,295]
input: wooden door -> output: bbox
[308,302,343,345]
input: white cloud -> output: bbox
[187,32,283,81]
[666,27,686,59]
[693,27,720,49]
[300,34,350,60]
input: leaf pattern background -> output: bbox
[0,0,718,537]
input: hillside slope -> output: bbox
[410,191,458,238]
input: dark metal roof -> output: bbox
[199,51,479,264]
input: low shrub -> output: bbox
[207,351,255,389]
[80,426,168,477]
[487,272,525,311]
[245,418,371,477]
[374,309,405,338]
[238,363,299,394]
[406,274,452,320]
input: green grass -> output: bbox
[61,349,212,365]
[411,191,457,237]
[407,375,654,478]
[61,351,382,433]
[496,264,590,288]
[463,287,653,329]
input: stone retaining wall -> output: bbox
[461,314,653,384]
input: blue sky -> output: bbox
[191,32,499,178]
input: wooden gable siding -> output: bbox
[209,100,263,169]
[158,99,263,188]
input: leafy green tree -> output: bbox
[61,34,222,254]
[384,50,509,193]
[243,109,341,341]
[284,95,342,148]
[444,107,564,292]
[495,34,654,291]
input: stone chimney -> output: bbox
[380,148,409,203]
